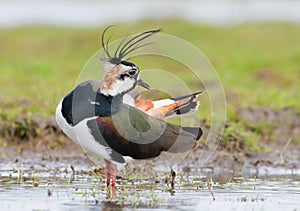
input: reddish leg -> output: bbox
[105,159,117,187]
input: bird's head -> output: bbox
[99,26,161,96]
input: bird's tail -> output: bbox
[182,126,203,141]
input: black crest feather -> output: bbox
[101,26,162,64]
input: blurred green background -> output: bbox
[1,21,299,116]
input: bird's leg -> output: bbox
[105,159,117,187]
[106,160,111,187]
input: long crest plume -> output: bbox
[101,26,162,64]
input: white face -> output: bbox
[100,62,140,96]
[112,64,139,95]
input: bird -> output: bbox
[56,26,203,188]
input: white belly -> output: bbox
[55,100,112,161]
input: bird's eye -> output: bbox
[128,69,136,76]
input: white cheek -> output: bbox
[108,78,135,96]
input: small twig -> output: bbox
[275,138,293,165]
[170,168,176,190]
[69,165,75,184]
[71,165,75,174]
[281,138,293,154]
[208,179,215,201]
[47,187,52,197]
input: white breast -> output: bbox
[55,100,78,144]
[55,100,112,161]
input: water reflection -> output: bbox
[106,186,116,200]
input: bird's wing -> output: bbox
[134,91,204,119]
[90,104,202,160]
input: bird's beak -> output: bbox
[137,79,150,89]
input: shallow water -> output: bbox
[0,151,299,211]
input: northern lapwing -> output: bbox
[56,27,203,187]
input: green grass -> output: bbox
[1,20,299,119]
